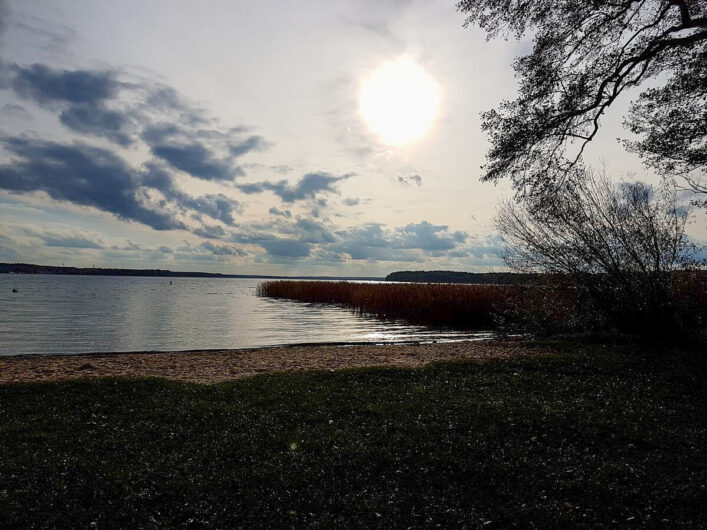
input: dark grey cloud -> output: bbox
[140,123,267,182]
[237,171,351,203]
[157,245,173,254]
[0,137,241,235]
[144,86,197,116]
[398,174,422,187]
[229,135,269,157]
[3,63,268,180]
[140,123,180,145]
[227,214,470,263]
[141,162,240,225]
[42,233,103,249]
[236,183,265,194]
[465,235,505,260]
[0,137,184,231]
[59,104,132,146]
[327,221,467,261]
[181,194,239,225]
[394,221,466,251]
[151,143,240,182]
[294,218,337,244]
[4,63,137,145]
[329,224,418,261]
[8,63,120,105]
[229,215,340,258]
[342,197,360,206]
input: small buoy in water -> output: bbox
[169,281,173,285]
[11,288,18,293]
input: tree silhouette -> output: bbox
[458,0,706,204]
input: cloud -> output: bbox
[191,224,228,239]
[0,137,185,231]
[142,126,267,182]
[200,241,247,256]
[294,218,338,244]
[58,104,133,146]
[3,63,269,180]
[7,10,76,54]
[342,197,360,206]
[225,213,471,264]
[0,0,8,37]
[123,240,141,251]
[330,224,417,261]
[7,63,120,105]
[271,164,293,174]
[393,221,466,251]
[464,234,505,260]
[229,135,269,157]
[41,232,103,249]
[269,206,292,218]
[326,221,467,262]
[141,162,240,225]
[4,63,137,145]
[230,215,337,258]
[0,137,242,235]
[259,238,310,258]
[237,171,351,202]
[151,143,239,182]
[1,103,32,120]
[398,174,422,187]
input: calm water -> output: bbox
[0,275,490,355]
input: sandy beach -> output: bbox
[0,339,549,385]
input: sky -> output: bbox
[0,0,700,276]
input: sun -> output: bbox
[360,56,440,145]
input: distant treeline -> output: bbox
[0,263,239,278]
[0,263,380,281]
[385,270,540,285]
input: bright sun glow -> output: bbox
[360,57,440,145]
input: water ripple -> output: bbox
[0,275,490,356]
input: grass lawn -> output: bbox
[0,341,705,528]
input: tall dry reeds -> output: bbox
[257,281,536,329]
[257,274,705,336]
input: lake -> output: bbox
[0,275,490,355]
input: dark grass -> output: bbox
[1,341,705,528]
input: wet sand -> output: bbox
[0,339,549,385]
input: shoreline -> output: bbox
[0,335,496,359]
[0,338,548,385]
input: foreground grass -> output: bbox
[1,342,705,528]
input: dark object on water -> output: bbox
[170,281,173,285]
[11,288,18,293]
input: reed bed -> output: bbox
[258,274,705,335]
[256,281,550,329]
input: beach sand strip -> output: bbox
[0,340,550,385]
